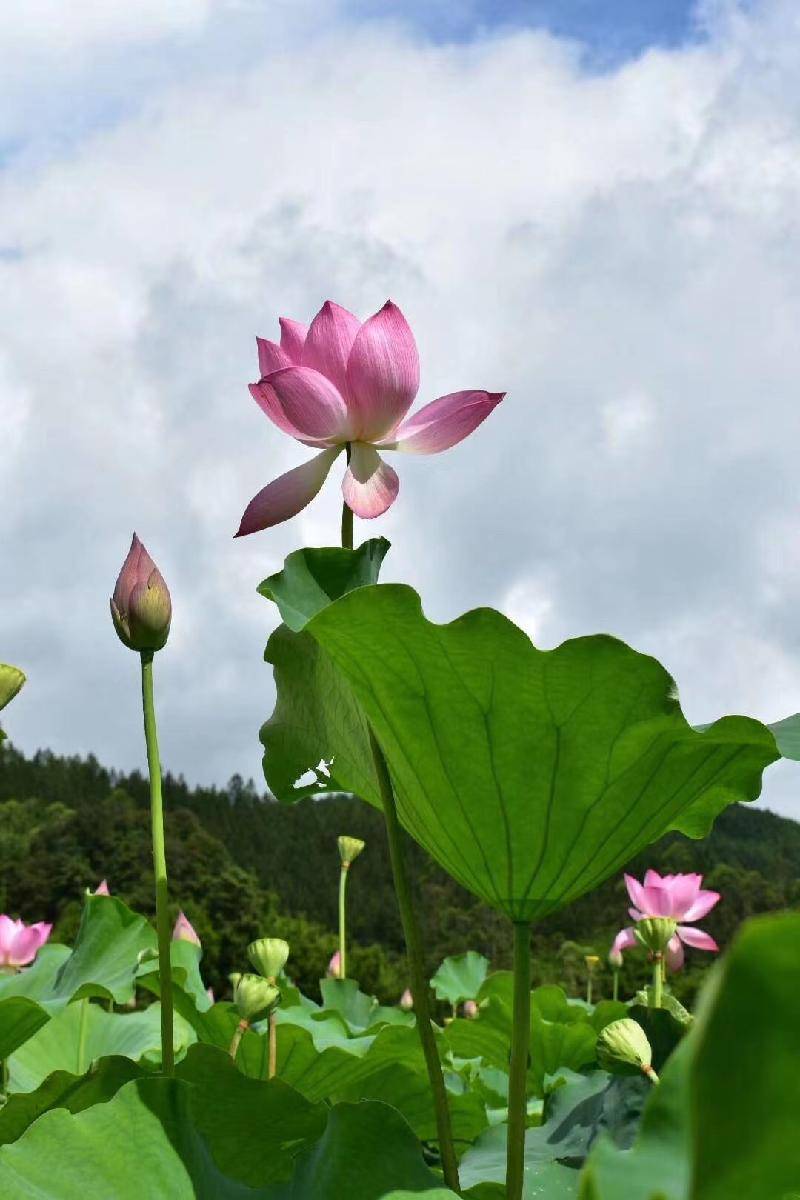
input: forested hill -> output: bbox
[1,741,798,1003]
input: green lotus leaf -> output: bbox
[431,952,490,1006]
[53,895,156,1005]
[8,1001,194,1093]
[262,579,779,919]
[258,539,390,633]
[0,946,72,1058]
[0,1056,146,1145]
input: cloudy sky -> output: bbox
[2,0,800,819]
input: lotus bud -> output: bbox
[110,534,172,653]
[0,664,25,713]
[634,917,677,956]
[596,1018,658,1082]
[248,937,289,982]
[338,836,365,867]
[172,911,200,946]
[464,999,479,1019]
[233,973,280,1023]
[94,880,111,896]
[399,987,414,1011]
[608,946,623,970]
[327,950,341,978]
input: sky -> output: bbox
[2,0,800,820]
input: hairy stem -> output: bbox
[652,954,663,1009]
[268,1010,278,1079]
[141,651,174,1075]
[507,922,532,1200]
[369,729,461,1194]
[338,865,348,978]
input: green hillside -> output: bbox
[1,740,798,1005]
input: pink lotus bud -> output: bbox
[327,950,341,978]
[399,987,413,1011]
[172,911,200,946]
[110,534,172,653]
[0,915,52,969]
[464,999,479,1019]
[608,947,623,970]
[94,880,111,896]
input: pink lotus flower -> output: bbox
[236,300,505,535]
[0,916,52,969]
[172,911,200,946]
[94,880,111,896]
[612,869,720,966]
[463,999,479,1019]
[327,950,341,978]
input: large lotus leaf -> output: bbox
[431,952,490,1006]
[580,912,800,1200]
[137,938,213,1013]
[263,581,779,919]
[52,894,156,1004]
[0,945,72,1058]
[267,1100,445,1199]
[8,1000,195,1093]
[0,1055,146,1144]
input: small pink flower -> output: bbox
[463,999,479,1019]
[327,950,341,978]
[612,869,720,962]
[172,911,200,946]
[236,300,505,535]
[94,880,111,896]
[0,916,52,969]
[399,987,413,1011]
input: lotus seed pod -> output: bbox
[110,534,172,653]
[233,974,280,1022]
[0,664,25,713]
[338,835,365,867]
[634,916,677,956]
[585,955,600,970]
[248,937,290,981]
[596,1018,657,1080]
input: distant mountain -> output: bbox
[1,742,797,1004]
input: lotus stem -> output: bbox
[341,499,460,1193]
[229,1017,248,1062]
[612,971,619,1003]
[141,650,174,1075]
[652,954,663,1009]
[338,863,348,979]
[586,976,592,1005]
[268,1010,277,1079]
[368,728,461,1195]
[507,921,532,1200]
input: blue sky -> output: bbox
[353,0,703,62]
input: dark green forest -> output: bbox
[1,740,798,1007]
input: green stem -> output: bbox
[369,729,461,1195]
[612,970,619,1003]
[586,975,592,1006]
[0,1057,8,1102]
[507,922,532,1200]
[338,865,348,978]
[652,954,663,1010]
[141,650,174,1075]
[341,444,354,550]
[229,1018,248,1063]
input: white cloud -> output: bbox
[2,0,800,819]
